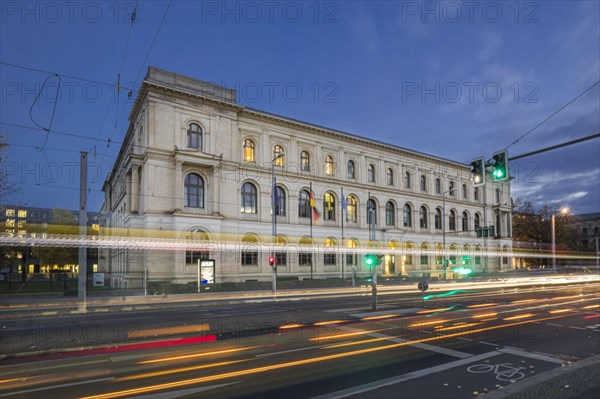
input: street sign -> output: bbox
[418,281,429,292]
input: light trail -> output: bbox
[138,347,259,365]
[118,359,252,381]
[77,314,570,399]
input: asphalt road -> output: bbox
[1,279,599,399]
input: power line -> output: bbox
[1,122,116,145]
[509,133,600,161]
[507,80,600,149]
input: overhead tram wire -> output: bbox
[506,80,600,149]
[95,0,173,177]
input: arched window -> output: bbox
[240,182,257,214]
[449,181,455,196]
[324,238,337,265]
[275,186,286,216]
[367,164,375,183]
[184,173,204,208]
[187,123,202,149]
[462,184,468,199]
[298,190,310,218]
[300,151,310,172]
[420,206,428,228]
[385,201,395,226]
[347,160,355,179]
[403,204,412,227]
[186,228,209,264]
[346,239,358,266]
[346,195,357,222]
[387,168,394,186]
[435,178,441,194]
[449,210,456,231]
[367,199,377,225]
[273,145,285,166]
[323,192,336,221]
[420,175,426,191]
[241,235,258,265]
[474,213,481,230]
[404,171,411,189]
[325,155,334,176]
[243,139,255,162]
[299,237,313,265]
[462,211,469,232]
[435,208,442,230]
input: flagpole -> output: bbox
[310,182,313,280]
[341,187,345,279]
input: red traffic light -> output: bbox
[268,256,276,266]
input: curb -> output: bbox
[483,354,600,399]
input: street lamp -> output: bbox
[271,152,285,296]
[551,207,569,273]
[442,187,456,281]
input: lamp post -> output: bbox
[551,207,569,273]
[271,152,285,296]
[442,187,456,281]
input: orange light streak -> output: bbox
[361,314,398,321]
[417,308,451,314]
[582,304,600,309]
[503,313,536,321]
[78,314,569,399]
[434,322,481,331]
[119,360,251,381]
[313,320,346,326]
[279,324,305,329]
[548,308,574,314]
[407,320,448,328]
[467,303,497,308]
[472,312,498,319]
[138,346,258,364]
[308,329,386,341]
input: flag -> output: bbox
[310,190,320,222]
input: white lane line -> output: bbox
[498,347,565,364]
[127,382,241,399]
[533,351,555,358]
[479,341,498,347]
[255,342,343,358]
[569,326,586,330]
[338,327,472,359]
[0,377,114,397]
[547,323,563,327]
[0,359,110,376]
[311,351,501,399]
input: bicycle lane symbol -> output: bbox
[467,362,526,382]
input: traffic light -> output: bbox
[470,157,486,187]
[268,256,276,267]
[491,150,509,181]
[365,254,376,267]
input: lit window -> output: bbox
[5,209,15,217]
[273,145,285,166]
[17,210,27,218]
[324,238,337,265]
[243,139,255,162]
[323,192,335,221]
[346,195,357,222]
[300,151,310,172]
[325,155,334,176]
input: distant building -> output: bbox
[571,212,600,253]
[0,206,100,275]
[100,67,513,288]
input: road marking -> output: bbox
[547,323,563,327]
[0,377,115,397]
[498,347,564,364]
[310,351,501,399]
[41,312,57,316]
[568,326,585,330]
[351,308,423,318]
[338,327,472,359]
[479,341,498,347]
[0,359,110,376]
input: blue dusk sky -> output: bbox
[1,0,599,214]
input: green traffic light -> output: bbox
[365,254,376,267]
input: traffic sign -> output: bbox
[418,281,429,292]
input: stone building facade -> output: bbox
[101,67,513,287]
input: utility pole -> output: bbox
[78,151,88,313]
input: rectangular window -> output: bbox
[186,251,209,264]
[242,251,258,265]
[275,252,287,266]
[420,255,429,265]
[299,252,312,266]
[324,253,337,265]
